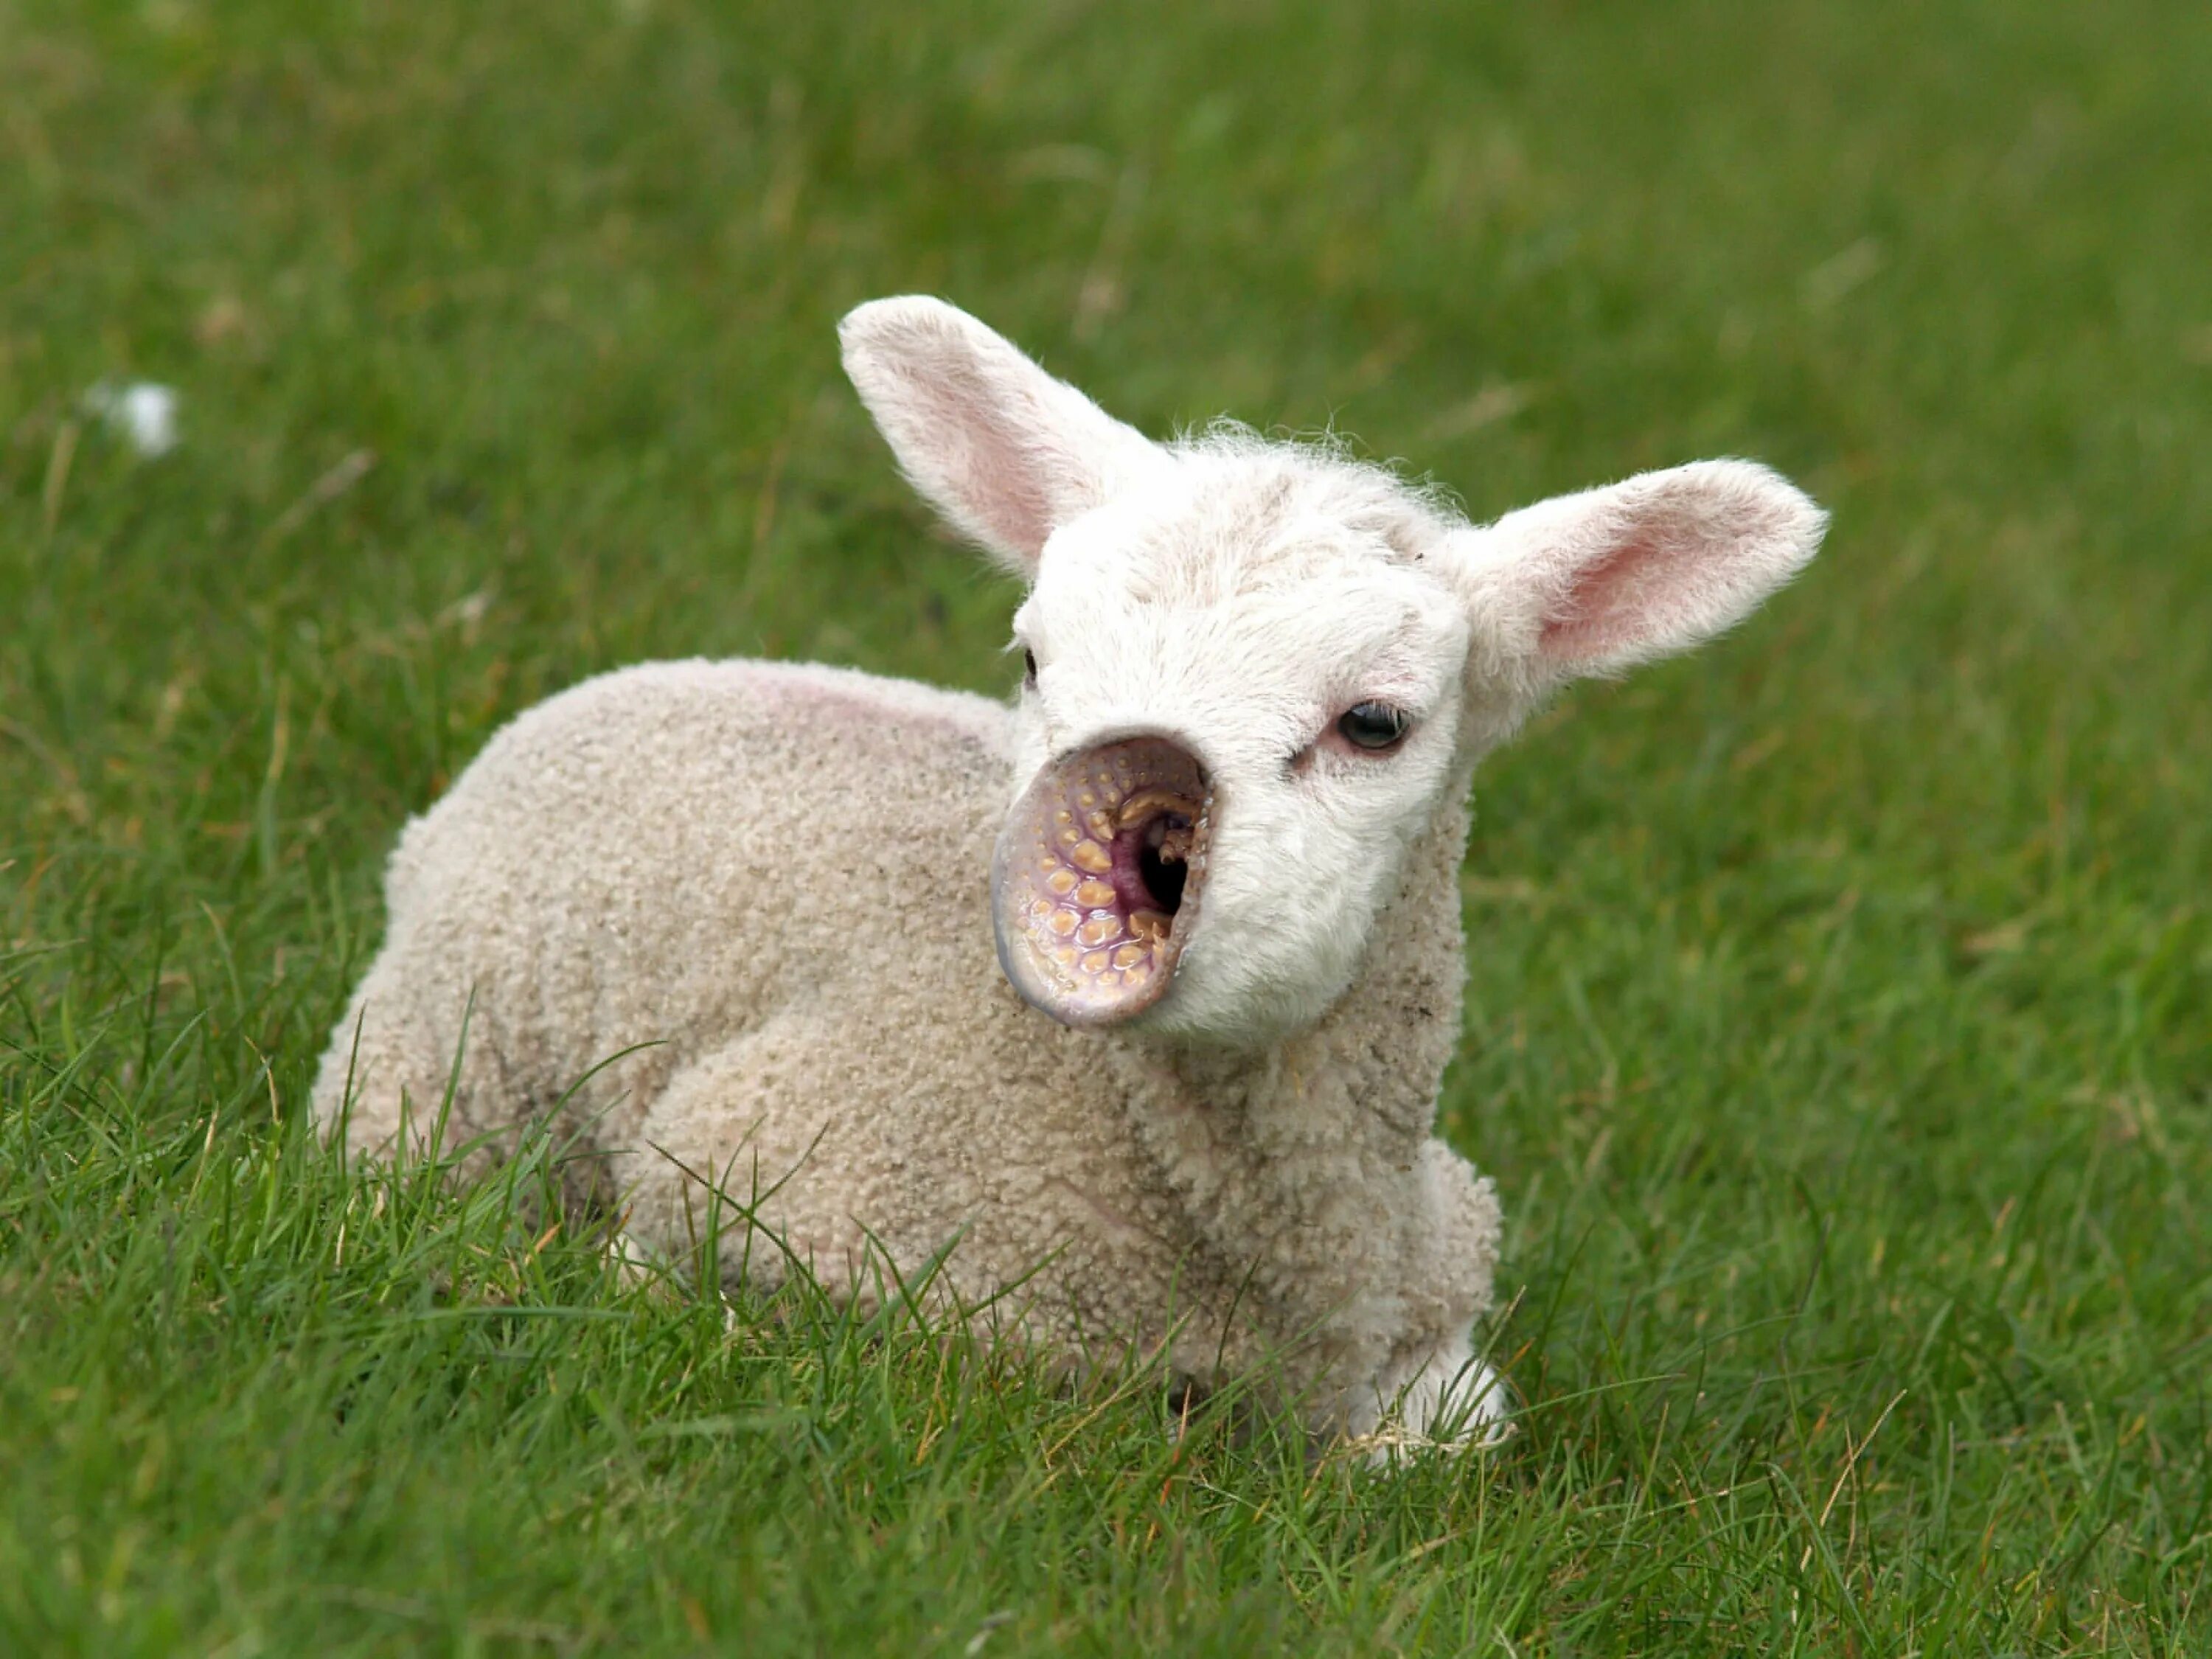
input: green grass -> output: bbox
[5,0,2210,1651]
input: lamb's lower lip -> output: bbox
[991,737,1211,1028]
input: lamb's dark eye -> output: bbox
[1338,702,1411,751]
[1022,648,1039,689]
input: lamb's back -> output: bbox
[326,658,1015,1147]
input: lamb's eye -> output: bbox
[1022,648,1039,689]
[1338,702,1411,751]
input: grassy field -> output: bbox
[5,0,2211,1651]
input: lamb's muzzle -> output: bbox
[991,735,1212,1027]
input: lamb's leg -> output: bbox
[1362,1144,1512,1453]
[1368,1339,1515,1455]
[310,957,507,1180]
[612,1017,893,1304]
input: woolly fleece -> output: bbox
[314,296,1825,1447]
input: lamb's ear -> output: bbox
[838,296,1161,576]
[1454,459,1826,686]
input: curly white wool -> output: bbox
[314,297,1824,1450]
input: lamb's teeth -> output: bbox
[1071,839,1111,874]
[1074,878,1116,908]
[1111,943,1145,969]
[1046,869,1079,897]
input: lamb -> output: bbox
[312,296,1826,1449]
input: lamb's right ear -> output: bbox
[838,296,1161,576]
[1450,459,1827,693]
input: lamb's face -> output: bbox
[838,296,1826,1045]
[993,461,1474,1040]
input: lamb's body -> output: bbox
[317,294,1824,1450]
[317,656,1504,1436]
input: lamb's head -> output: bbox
[841,297,1826,1045]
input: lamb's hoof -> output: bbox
[1339,1360,1518,1466]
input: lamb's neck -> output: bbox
[1101,792,1475,1375]
[1107,788,1472,1225]
[1141,790,1472,1139]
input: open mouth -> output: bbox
[990,736,1212,1027]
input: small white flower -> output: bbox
[84,380,182,457]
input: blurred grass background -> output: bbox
[3,0,2209,1652]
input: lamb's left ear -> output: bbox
[839,296,1162,577]
[1452,459,1827,686]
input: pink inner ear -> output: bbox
[934,366,1062,563]
[1500,459,1823,678]
[1537,534,1656,666]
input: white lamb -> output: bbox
[313,296,1825,1449]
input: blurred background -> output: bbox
[3,0,2208,1649]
